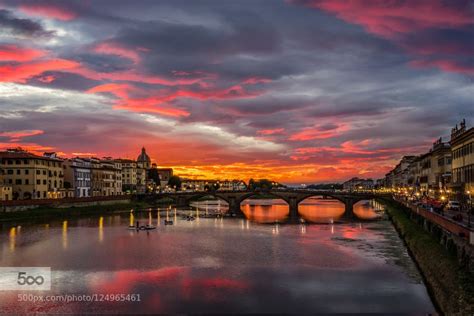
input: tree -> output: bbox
[168,176,182,190]
[248,178,256,190]
[248,178,275,191]
[258,179,273,190]
[148,168,161,185]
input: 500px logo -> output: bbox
[17,272,45,286]
[0,267,51,291]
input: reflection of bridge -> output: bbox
[135,190,391,222]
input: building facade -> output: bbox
[342,177,374,191]
[63,158,92,198]
[0,149,65,200]
[451,120,474,195]
[0,167,12,200]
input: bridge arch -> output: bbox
[295,193,347,206]
[238,191,290,222]
[185,192,231,205]
[237,191,291,205]
[152,194,179,206]
[297,194,346,223]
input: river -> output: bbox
[0,198,435,314]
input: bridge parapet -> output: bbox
[135,190,390,221]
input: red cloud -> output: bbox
[87,83,137,99]
[19,4,78,21]
[0,59,79,83]
[0,130,44,142]
[114,102,190,117]
[0,45,45,62]
[94,42,141,64]
[88,83,193,117]
[298,0,473,38]
[38,75,56,83]
[242,77,272,85]
[87,80,264,118]
[70,66,211,87]
[0,142,54,155]
[289,124,348,141]
[257,128,285,135]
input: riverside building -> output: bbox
[0,149,65,200]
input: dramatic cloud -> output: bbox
[0,0,472,183]
[0,8,53,37]
[18,3,78,21]
[294,0,474,76]
[0,44,45,61]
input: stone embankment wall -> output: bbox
[383,200,474,315]
[1,196,131,213]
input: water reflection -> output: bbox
[354,199,384,220]
[99,216,104,243]
[241,199,288,223]
[9,227,16,252]
[0,210,434,314]
[62,220,68,249]
[190,199,229,214]
[299,197,345,223]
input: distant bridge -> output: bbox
[134,190,391,222]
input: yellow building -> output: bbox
[451,120,474,194]
[0,149,64,200]
[89,158,122,196]
[117,159,139,193]
[0,168,12,200]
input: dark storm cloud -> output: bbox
[26,72,101,91]
[0,9,53,37]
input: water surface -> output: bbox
[0,200,435,314]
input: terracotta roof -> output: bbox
[0,151,63,162]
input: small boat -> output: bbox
[186,216,195,221]
[142,225,156,230]
[128,225,137,230]
[164,220,174,225]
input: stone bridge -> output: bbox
[135,190,390,222]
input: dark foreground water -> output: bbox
[0,199,435,314]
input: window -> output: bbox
[36,170,40,175]
[15,179,21,185]
[16,170,20,175]
[37,180,40,185]
[7,170,13,175]
[25,169,29,175]
[15,160,21,165]
[25,179,29,185]
[43,180,46,185]
[43,170,46,175]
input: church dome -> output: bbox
[137,147,151,163]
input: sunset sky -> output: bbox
[0,0,473,184]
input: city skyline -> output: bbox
[1,1,473,184]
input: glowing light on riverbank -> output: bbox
[62,221,68,249]
[9,227,16,252]
[99,216,104,243]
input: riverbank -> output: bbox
[0,201,153,222]
[382,200,474,315]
